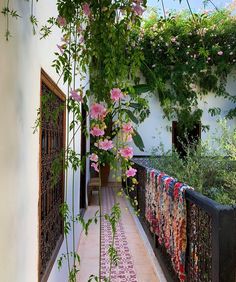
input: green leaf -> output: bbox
[208,107,221,117]
[123,109,139,124]
[133,129,145,152]
[133,84,151,94]
[129,103,141,109]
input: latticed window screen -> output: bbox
[39,71,65,281]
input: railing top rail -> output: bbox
[186,189,236,214]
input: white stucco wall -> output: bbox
[133,73,236,155]
[0,1,83,281]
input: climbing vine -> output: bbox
[138,8,236,133]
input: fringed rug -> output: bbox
[101,187,138,282]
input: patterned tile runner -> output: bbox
[101,187,138,282]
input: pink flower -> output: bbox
[91,162,99,172]
[218,51,223,56]
[57,16,67,27]
[120,147,134,159]
[110,88,124,101]
[61,36,68,43]
[203,9,210,15]
[125,134,133,142]
[97,139,114,151]
[57,44,65,54]
[90,103,107,120]
[79,35,84,44]
[122,122,133,134]
[90,153,98,162]
[82,3,91,17]
[90,126,105,137]
[126,167,137,177]
[77,25,83,33]
[132,4,144,16]
[70,90,83,102]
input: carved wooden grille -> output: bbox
[39,75,65,281]
[186,201,213,281]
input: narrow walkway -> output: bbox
[77,186,164,282]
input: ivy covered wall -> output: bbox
[132,9,236,155]
[132,10,236,153]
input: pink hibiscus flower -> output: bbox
[90,103,107,120]
[91,162,99,172]
[90,153,98,162]
[126,167,137,177]
[90,126,105,137]
[122,122,133,134]
[110,88,124,101]
[57,16,67,27]
[70,89,83,102]
[97,139,114,151]
[82,3,91,17]
[120,147,134,159]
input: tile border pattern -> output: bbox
[101,187,138,282]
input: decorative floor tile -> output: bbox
[101,187,138,282]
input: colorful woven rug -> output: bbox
[145,169,191,281]
[101,187,138,282]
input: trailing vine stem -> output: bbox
[186,0,195,18]
[108,100,121,282]
[72,16,78,276]
[204,0,219,11]
[1,0,20,40]
[64,22,73,277]
[160,0,166,19]
[6,0,10,40]
[30,0,38,35]
[98,167,102,282]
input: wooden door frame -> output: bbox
[38,69,66,282]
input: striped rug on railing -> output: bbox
[145,168,192,282]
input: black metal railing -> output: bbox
[185,189,236,282]
[128,158,236,282]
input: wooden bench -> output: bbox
[88,177,101,205]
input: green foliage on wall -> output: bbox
[138,9,236,132]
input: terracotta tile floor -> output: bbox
[77,186,166,282]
